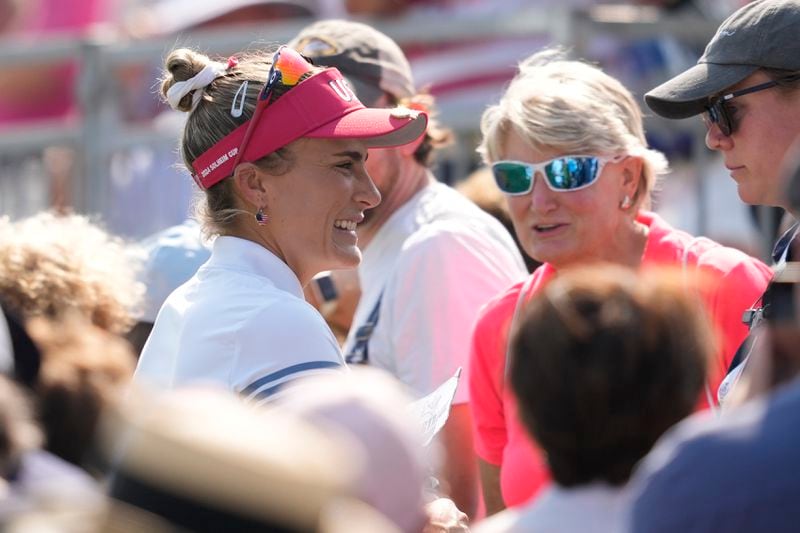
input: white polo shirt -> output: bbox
[135,236,345,402]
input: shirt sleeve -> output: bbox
[233,298,345,402]
[376,228,524,404]
[468,287,520,465]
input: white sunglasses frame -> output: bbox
[491,154,624,196]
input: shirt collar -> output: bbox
[207,236,304,298]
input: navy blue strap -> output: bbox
[345,292,383,365]
[772,221,799,263]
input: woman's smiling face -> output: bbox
[262,137,381,284]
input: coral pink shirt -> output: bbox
[469,212,772,508]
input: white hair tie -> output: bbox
[166,61,229,111]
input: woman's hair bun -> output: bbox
[160,48,212,113]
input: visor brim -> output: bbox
[306,107,428,148]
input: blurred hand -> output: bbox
[422,498,469,533]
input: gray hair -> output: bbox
[479,49,668,208]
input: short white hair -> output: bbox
[479,49,668,208]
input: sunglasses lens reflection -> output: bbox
[492,162,533,195]
[546,157,600,190]
[492,157,602,195]
[705,101,733,136]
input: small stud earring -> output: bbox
[255,207,269,225]
[620,195,632,210]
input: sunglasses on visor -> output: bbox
[231,46,315,169]
[491,155,622,195]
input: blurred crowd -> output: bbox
[0,0,759,242]
[1,0,799,532]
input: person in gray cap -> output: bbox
[645,0,800,406]
[624,4,800,530]
[290,20,527,518]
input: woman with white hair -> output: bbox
[468,49,772,513]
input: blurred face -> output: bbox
[264,138,381,285]
[353,93,423,247]
[705,71,800,209]
[500,130,632,269]
[358,146,403,238]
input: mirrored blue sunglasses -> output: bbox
[491,155,622,196]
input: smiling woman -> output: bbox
[261,138,377,284]
[134,45,427,402]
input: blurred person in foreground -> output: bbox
[25,315,134,469]
[281,366,468,533]
[0,212,138,469]
[0,305,135,472]
[469,48,772,514]
[0,373,103,524]
[290,20,527,517]
[134,45,427,399]
[629,379,800,532]
[475,265,709,532]
[644,0,800,406]
[0,212,143,336]
[97,386,399,533]
[0,308,105,523]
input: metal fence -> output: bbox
[0,7,725,241]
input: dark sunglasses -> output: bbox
[491,155,622,195]
[231,46,314,168]
[703,78,788,136]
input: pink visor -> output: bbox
[191,67,428,189]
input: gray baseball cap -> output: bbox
[645,0,800,119]
[289,19,416,107]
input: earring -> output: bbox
[620,195,632,210]
[255,207,269,225]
